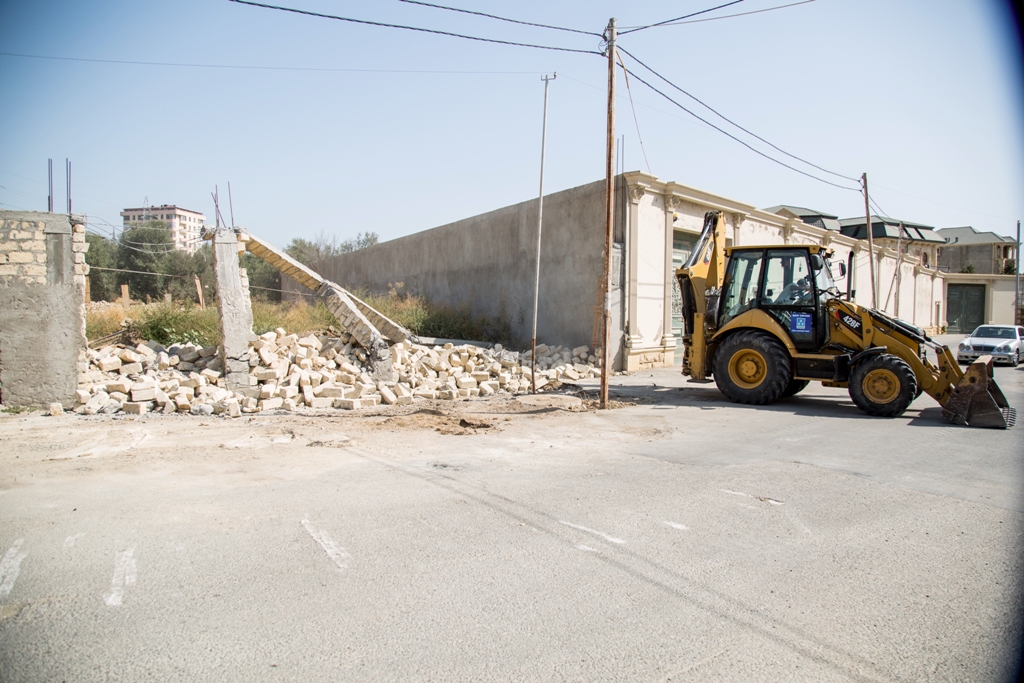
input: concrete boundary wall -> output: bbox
[0,211,88,406]
[285,178,628,364]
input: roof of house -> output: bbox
[763,205,841,232]
[837,215,945,243]
[936,226,1015,245]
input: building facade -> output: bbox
[936,226,1016,275]
[120,205,206,254]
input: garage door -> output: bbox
[946,283,985,333]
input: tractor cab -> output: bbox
[717,245,843,353]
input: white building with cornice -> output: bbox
[285,172,947,370]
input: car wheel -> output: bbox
[1013,350,1020,367]
[848,354,918,418]
[712,330,791,405]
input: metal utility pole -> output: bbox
[531,72,556,393]
[47,159,53,212]
[600,17,617,409]
[66,159,72,215]
[861,172,877,308]
[1016,219,1021,325]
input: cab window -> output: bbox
[719,250,763,327]
[763,249,813,306]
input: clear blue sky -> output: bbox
[1,0,1022,247]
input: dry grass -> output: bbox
[85,290,513,348]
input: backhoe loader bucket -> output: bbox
[941,355,1015,429]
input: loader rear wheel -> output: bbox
[781,379,810,398]
[713,331,791,405]
[849,354,917,418]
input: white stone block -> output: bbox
[97,356,122,372]
[259,397,284,411]
[334,398,362,410]
[122,401,150,415]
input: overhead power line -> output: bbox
[621,0,816,29]
[228,0,602,55]
[620,65,859,191]
[617,46,859,184]
[395,0,601,37]
[0,51,541,75]
[619,0,748,35]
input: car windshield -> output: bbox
[971,326,1015,339]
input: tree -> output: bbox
[1002,258,1016,275]
[84,233,118,301]
[241,252,281,302]
[960,263,976,274]
[117,221,174,301]
[285,230,379,271]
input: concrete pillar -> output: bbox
[661,195,678,352]
[213,229,255,393]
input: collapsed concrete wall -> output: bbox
[0,211,88,406]
[282,177,628,365]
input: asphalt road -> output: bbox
[1,351,1021,682]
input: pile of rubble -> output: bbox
[72,331,602,417]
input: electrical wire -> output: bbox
[87,266,315,298]
[0,51,543,75]
[621,0,816,29]
[228,0,602,55]
[395,0,600,36]
[619,0,747,35]
[620,65,859,191]
[615,50,652,175]
[617,46,859,183]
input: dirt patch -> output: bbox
[379,409,497,435]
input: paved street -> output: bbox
[1,352,1022,682]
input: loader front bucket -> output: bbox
[941,355,1016,429]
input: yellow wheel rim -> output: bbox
[728,349,767,389]
[862,368,899,404]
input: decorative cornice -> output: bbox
[628,185,646,204]
[665,195,682,210]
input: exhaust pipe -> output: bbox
[941,355,1016,429]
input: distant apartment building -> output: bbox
[120,205,206,254]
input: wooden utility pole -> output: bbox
[861,173,877,309]
[600,17,617,409]
[195,275,206,310]
[1015,219,1021,325]
[121,284,130,310]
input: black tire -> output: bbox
[712,331,791,405]
[848,354,918,418]
[1012,350,1020,367]
[780,378,810,398]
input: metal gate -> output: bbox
[671,231,698,364]
[946,283,985,333]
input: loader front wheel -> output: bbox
[713,331,791,405]
[781,378,810,398]
[849,354,917,418]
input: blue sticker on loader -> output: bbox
[790,313,812,333]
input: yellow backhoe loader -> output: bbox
[675,211,1015,428]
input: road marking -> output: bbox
[0,540,28,598]
[104,546,137,607]
[663,521,689,531]
[64,533,85,548]
[559,521,625,545]
[301,518,350,571]
[576,544,597,552]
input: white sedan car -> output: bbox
[957,325,1023,366]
